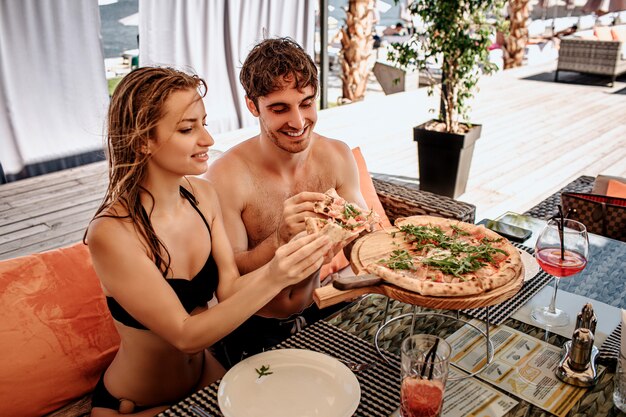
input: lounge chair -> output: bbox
[555,28,626,86]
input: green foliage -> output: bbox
[388,0,507,133]
[107,76,123,97]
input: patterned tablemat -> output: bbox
[159,320,401,417]
[599,322,620,364]
[461,243,552,325]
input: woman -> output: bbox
[86,67,331,416]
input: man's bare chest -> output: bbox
[242,176,334,246]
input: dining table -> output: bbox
[158,212,626,417]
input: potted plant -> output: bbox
[388,0,507,198]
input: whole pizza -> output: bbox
[365,216,523,297]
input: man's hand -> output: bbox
[276,192,327,245]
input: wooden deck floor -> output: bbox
[1,62,625,260]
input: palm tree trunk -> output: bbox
[503,0,530,69]
[339,0,374,103]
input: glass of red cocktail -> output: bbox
[400,334,452,417]
[531,218,589,327]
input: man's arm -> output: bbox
[334,141,367,214]
[331,141,369,262]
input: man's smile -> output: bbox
[280,125,309,138]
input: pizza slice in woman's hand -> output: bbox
[305,217,356,244]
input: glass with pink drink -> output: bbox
[400,335,451,417]
[531,218,589,328]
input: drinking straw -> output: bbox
[551,206,577,261]
[421,338,440,380]
[552,206,565,260]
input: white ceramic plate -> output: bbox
[218,349,361,417]
[519,249,540,281]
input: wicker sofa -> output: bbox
[555,28,626,86]
[0,176,475,417]
[371,176,475,223]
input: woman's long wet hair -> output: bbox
[87,67,207,276]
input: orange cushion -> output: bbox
[611,26,626,42]
[0,243,120,416]
[594,26,613,41]
[607,179,626,198]
[319,147,392,279]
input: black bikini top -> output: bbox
[106,187,219,330]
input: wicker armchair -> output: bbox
[555,37,626,86]
[372,176,476,224]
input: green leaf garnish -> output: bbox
[395,224,509,277]
[450,224,470,236]
[255,364,273,378]
[379,249,415,270]
[343,203,359,219]
[421,255,485,277]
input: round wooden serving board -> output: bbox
[314,228,524,310]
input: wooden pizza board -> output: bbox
[314,228,524,310]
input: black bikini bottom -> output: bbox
[91,373,154,412]
[92,352,206,412]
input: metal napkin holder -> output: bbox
[555,303,600,387]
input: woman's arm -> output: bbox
[198,181,326,301]
[87,194,329,354]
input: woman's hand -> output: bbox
[322,231,360,264]
[268,233,332,287]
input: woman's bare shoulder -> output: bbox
[185,176,219,202]
[86,205,137,248]
[183,176,222,225]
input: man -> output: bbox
[204,37,366,366]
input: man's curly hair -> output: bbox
[240,37,318,107]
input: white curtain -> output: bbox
[0,0,108,177]
[139,0,315,133]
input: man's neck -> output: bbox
[257,133,315,176]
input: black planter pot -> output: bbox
[413,120,482,198]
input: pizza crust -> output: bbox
[366,263,485,297]
[396,215,465,230]
[366,264,424,294]
[479,251,523,291]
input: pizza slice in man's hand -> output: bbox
[311,188,381,236]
